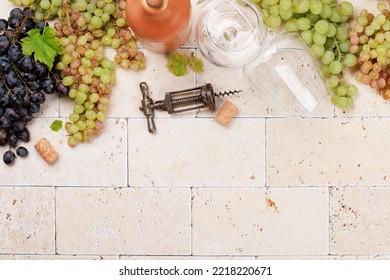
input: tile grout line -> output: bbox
[190,187,193,256]
[264,119,267,188]
[126,118,130,187]
[54,187,57,255]
[328,186,331,256]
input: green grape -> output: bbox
[310,44,325,57]
[63,76,74,86]
[279,0,292,10]
[67,124,79,134]
[325,23,337,37]
[40,0,51,10]
[91,16,103,29]
[300,30,313,45]
[76,0,88,11]
[347,84,358,96]
[296,17,311,31]
[270,5,280,16]
[313,32,326,45]
[294,0,310,14]
[327,75,340,88]
[310,0,323,15]
[96,112,107,122]
[329,61,343,74]
[321,50,335,65]
[339,40,351,53]
[320,5,332,19]
[265,0,279,5]
[285,18,299,32]
[339,1,354,16]
[336,27,349,41]
[315,20,329,34]
[86,120,96,129]
[337,86,348,96]
[343,53,357,67]
[280,8,293,20]
[68,137,78,147]
[329,8,342,23]
[76,120,87,131]
[331,94,339,105]
[89,93,100,103]
[336,96,353,109]
[74,104,85,114]
[73,132,83,142]
[306,13,321,24]
[266,15,282,29]
[85,110,97,120]
[69,112,80,122]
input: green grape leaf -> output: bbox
[21,27,63,69]
[50,120,63,132]
[189,56,204,73]
[167,52,188,76]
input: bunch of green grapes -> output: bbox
[250,0,358,110]
[11,0,146,147]
[349,2,390,99]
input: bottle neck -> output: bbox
[141,0,168,13]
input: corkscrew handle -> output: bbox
[139,82,156,133]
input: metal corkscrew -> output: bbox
[139,82,241,133]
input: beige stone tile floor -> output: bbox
[2,0,390,260]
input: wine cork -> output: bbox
[215,101,239,127]
[34,138,59,165]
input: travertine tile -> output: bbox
[128,118,265,187]
[0,255,118,260]
[120,256,255,260]
[56,188,191,255]
[330,187,390,254]
[0,188,54,254]
[267,118,390,187]
[59,49,196,118]
[192,188,328,255]
[0,118,127,187]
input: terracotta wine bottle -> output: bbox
[125,0,192,53]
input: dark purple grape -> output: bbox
[0,19,8,31]
[10,8,23,18]
[8,16,21,29]
[10,94,22,108]
[0,80,6,95]
[21,19,35,34]
[22,94,31,107]
[0,93,10,106]
[5,70,20,88]
[7,45,22,62]
[16,146,28,158]
[3,150,16,165]
[30,81,42,91]
[28,102,40,114]
[0,56,10,72]
[12,120,25,132]
[18,56,35,73]
[7,134,18,147]
[42,79,54,94]
[22,7,34,18]
[22,114,33,122]
[21,72,36,82]
[31,91,45,104]
[56,81,69,96]
[0,36,10,54]
[4,107,19,120]
[16,128,30,142]
[35,61,48,77]
[13,85,26,95]
[0,115,11,129]
[18,107,28,117]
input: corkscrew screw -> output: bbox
[139,82,241,133]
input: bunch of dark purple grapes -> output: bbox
[0,7,69,165]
